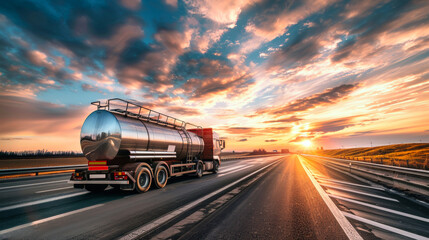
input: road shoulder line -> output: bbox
[298,155,363,240]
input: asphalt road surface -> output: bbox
[0,154,428,240]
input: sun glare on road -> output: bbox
[301,140,312,148]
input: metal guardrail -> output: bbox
[0,165,87,177]
[0,155,288,177]
[302,154,429,197]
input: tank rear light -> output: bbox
[88,166,109,171]
[88,161,108,171]
[114,172,128,180]
[88,161,107,166]
[72,172,83,180]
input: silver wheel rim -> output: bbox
[158,169,166,184]
[198,164,203,175]
[139,171,149,188]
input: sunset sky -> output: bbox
[0,0,429,152]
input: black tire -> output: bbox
[154,165,168,188]
[135,167,152,193]
[195,161,203,178]
[85,184,107,192]
[212,160,219,174]
[73,184,84,189]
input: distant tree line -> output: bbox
[0,150,83,159]
[251,149,267,154]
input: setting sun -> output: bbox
[301,140,312,148]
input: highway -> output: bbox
[0,155,428,239]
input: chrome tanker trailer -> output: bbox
[69,98,225,193]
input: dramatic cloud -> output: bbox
[310,117,357,133]
[263,116,302,123]
[1,0,429,151]
[166,106,201,116]
[0,95,87,135]
[260,84,359,116]
[177,57,254,99]
[185,0,257,26]
[241,0,335,53]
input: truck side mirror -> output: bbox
[221,140,225,150]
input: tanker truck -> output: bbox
[69,98,225,193]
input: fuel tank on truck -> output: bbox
[80,110,204,163]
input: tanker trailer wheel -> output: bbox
[195,161,204,178]
[212,160,219,174]
[85,184,107,192]
[154,165,168,188]
[135,167,152,193]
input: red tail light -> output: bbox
[114,172,128,180]
[88,161,108,171]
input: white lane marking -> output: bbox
[298,155,363,240]
[219,165,246,173]
[317,178,384,191]
[0,180,68,190]
[152,162,271,239]
[342,212,429,240]
[329,195,429,223]
[118,160,281,240]
[218,165,254,177]
[36,186,74,194]
[0,204,104,235]
[0,192,88,212]
[320,184,399,202]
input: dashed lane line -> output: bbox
[329,194,429,223]
[343,212,429,240]
[218,165,255,177]
[36,186,74,194]
[0,192,89,212]
[320,184,399,202]
[0,204,104,236]
[0,180,68,190]
[316,178,384,191]
[218,165,246,174]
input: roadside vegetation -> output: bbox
[310,143,429,169]
[0,150,83,159]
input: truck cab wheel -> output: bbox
[135,167,152,193]
[195,161,203,178]
[212,160,219,174]
[85,184,107,192]
[154,165,168,188]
